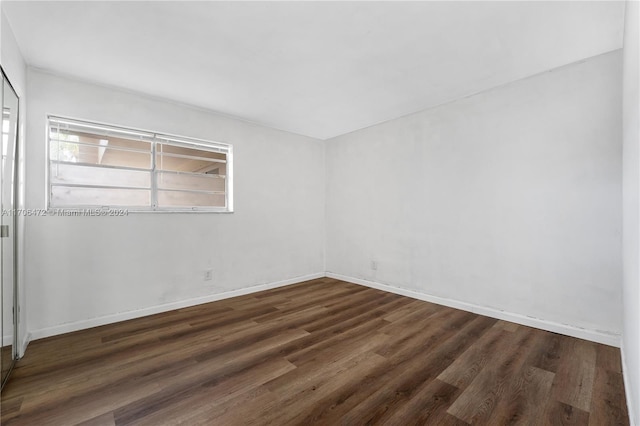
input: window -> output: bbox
[47,116,233,212]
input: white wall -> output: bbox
[25,70,325,338]
[326,51,623,345]
[1,9,28,356]
[622,0,640,422]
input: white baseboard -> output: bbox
[326,272,621,347]
[25,271,622,349]
[29,272,325,341]
[19,332,30,359]
[620,343,638,426]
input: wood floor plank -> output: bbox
[11,328,309,425]
[378,301,444,336]
[437,326,511,389]
[588,345,629,425]
[265,335,388,395]
[383,379,464,426]
[483,365,555,425]
[596,343,624,373]
[221,351,388,426]
[383,299,430,322]
[544,401,591,425]
[493,319,520,332]
[285,317,390,367]
[299,291,400,333]
[0,279,629,426]
[7,319,260,403]
[0,396,23,419]
[334,315,496,425]
[552,337,598,412]
[445,327,544,423]
[529,330,563,374]
[374,307,471,359]
[184,383,278,425]
[376,293,417,313]
[115,358,297,426]
[75,412,116,426]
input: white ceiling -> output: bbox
[3,1,625,140]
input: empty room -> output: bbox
[0,0,638,425]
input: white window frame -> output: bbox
[46,115,234,213]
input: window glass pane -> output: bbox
[48,116,232,211]
[50,129,152,151]
[156,143,227,159]
[98,148,151,169]
[155,156,226,174]
[156,144,226,174]
[51,163,151,189]
[51,186,150,207]
[155,154,226,174]
[50,141,151,169]
[157,190,225,208]
[157,172,225,192]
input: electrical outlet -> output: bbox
[204,269,213,281]
[371,261,378,271]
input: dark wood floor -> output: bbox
[0,278,629,425]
